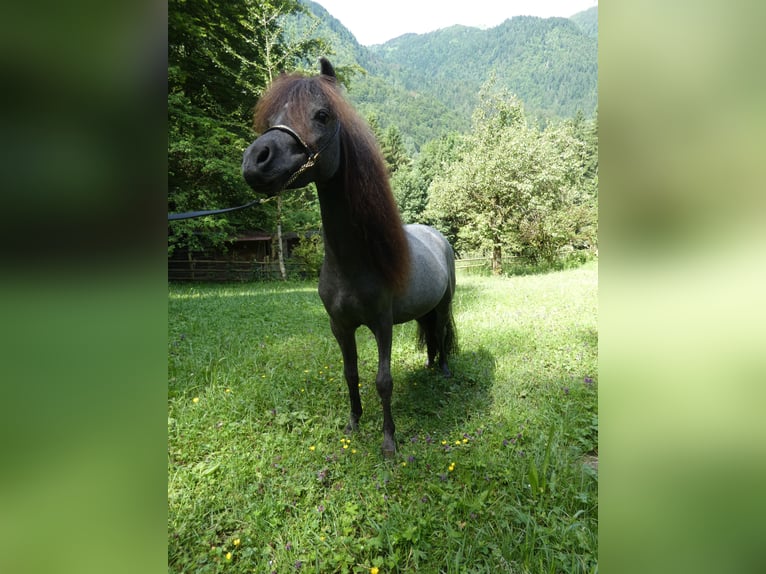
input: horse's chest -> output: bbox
[318,275,388,326]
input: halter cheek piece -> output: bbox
[168,121,341,221]
[263,120,341,189]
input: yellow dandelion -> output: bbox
[192,397,199,404]
[401,462,407,467]
[441,440,447,445]
[233,538,240,546]
[448,462,455,472]
[371,567,380,574]
[309,445,316,451]
[462,438,469,444]
[343,444,349,449]
[225,388,231,393]
[455,440,461,445]
[225,552,232,560]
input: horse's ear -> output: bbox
[319,57,336,80]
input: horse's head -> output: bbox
[242,58,342,196]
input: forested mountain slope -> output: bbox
[290,2,597,150]
[570,6,598,38]
[369,16,597,124]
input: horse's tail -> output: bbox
[443,304,458,357]
[416,300,458,357]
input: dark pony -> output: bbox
[243,58,457,455]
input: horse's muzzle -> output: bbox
[242,131,310,195]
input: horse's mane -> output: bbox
[253,72,410,293]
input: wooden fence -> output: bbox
[168,249,594,282]
[167,259,313,282]
[454,257,491,271]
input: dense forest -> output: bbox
[569,6,598,38]
[168,0,598,273]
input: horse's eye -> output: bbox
[314,110,330,125]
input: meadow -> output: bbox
[168,261,598,573]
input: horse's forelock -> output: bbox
[253,74,344,137]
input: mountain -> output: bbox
[290,2,597,151]
[570,6,598,38]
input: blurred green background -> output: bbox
[600,1,766,572]
[1,1,765,572]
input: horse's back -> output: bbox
[392,224,455,324]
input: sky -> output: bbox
[313,0,598,46]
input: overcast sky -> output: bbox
[313,0,598,45]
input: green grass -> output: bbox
[168,261,598,573]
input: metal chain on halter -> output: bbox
[167,121,339,221]
[282,156,317,190]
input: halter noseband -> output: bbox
[167,120,340,221]
[263,121,341,188]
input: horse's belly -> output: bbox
[392,262,448,323]
[392,295,442,324]
[391,224,453,323]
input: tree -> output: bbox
[167,0,323,258]
[390,133,462,224]
[380,125,410,174]
[426,86,596,273]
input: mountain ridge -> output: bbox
[292,2,597,150]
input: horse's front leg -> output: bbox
[371,318,396,457]
[330,320,362,433]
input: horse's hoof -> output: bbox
[381,438,396,458]
[345,415,360,434]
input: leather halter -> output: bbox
[263,121,341,189]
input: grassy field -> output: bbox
[168,261,598,573]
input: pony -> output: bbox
[242,58,457,456]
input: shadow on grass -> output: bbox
[393,346,497,440]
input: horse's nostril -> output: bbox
[256,146,270,165]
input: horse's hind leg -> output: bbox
[433,298,455,378]
[416,312,438,369]
[330,320,362,433]
[417,306,453,376]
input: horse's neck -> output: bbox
[316,181,371,272]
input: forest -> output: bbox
[168,0,598,274]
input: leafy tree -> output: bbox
[168,0,322,256]
[426,87,596,272]
[290,232,324,277]
[391,133,463,224]
[380,125,410,174]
